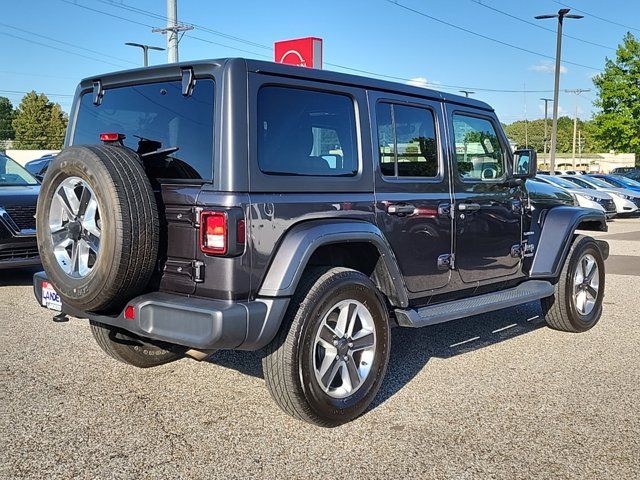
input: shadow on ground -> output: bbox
[206,300,545,412]
[0,266,41,287]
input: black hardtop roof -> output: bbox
[81,57,493,112]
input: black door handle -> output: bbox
[458,202,481,212]
[387,203,416,215]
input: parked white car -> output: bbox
[561,175,639,216]
[536,175,617,218]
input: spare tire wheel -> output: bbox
[36,145,159,312]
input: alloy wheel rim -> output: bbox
[49,176,102,278]
[573,253,599,316]
[313,299,376,399]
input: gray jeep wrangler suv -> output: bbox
[34,58,608,426]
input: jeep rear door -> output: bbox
[446,106,523,284]
[370,92,453,296]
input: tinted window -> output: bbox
[563,177,591,188]
[74,80,215,180]
[452,114,505,181]
[0,154,39,186]
[257,87,358,176]
[376,103,438,178]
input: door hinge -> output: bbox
[437,253,455,270]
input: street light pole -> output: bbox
[125,43,165,67]
[459,90,475,98]
[540,98,553,164]
[535,9,583,174]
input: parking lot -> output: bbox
[1,218,638,479]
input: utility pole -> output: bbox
[152,0,193,63]
[535,9,583,175]
[125,43,165,67]
[459,90,475,98]
[565,88,590,169]
[540,98,553,165]
[578,130,582,161]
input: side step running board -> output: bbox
[395,280,554,328]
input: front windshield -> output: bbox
[562,176,592,189]
[543,175,577,189]
[612,175,640,187]
[584,176,615,188]
[0,154,39,186]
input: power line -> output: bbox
[97,0,272,51]
[468,0,614,51]
[0,22,136,66]
[0,89,73,98]
[384,0,602,71]
[0,30,129,69]
[552,1,640,33]
[61,0,578,94]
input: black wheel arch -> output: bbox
[257,219,409,308]
[527,206,608,281]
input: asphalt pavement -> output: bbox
[1,218,639,479]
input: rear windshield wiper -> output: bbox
[140,146,180,159]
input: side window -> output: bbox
[452,114,505,181]
[257,86,358,176]
[376,102,439,178]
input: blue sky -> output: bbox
[1,0,638,123]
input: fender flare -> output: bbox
[257,219,409,307]
[528,206,607,279]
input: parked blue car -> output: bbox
[589,174,640,193]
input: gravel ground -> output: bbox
[1,219,639,479]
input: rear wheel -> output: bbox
[542,235,605,332]
[90,321,183,368]
[262,267,391,427]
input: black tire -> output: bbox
[541,235,605,332]
[36,145,159,312]
[90,321,183,368]
[262,267,391,427]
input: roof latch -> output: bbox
[181,67,196,96]
[92,80,104,106]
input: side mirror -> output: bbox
[513,148,537,179]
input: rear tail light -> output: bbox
[200,211,228,255]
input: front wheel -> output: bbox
[541,235,605,332]
[262,267,391,427]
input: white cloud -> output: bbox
[537,103,568,116]
[530,61,567,74]
[407,77,430,88]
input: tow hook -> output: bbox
[52,312,69,323]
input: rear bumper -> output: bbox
[33,272,289,351]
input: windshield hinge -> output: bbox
[92,80,104,106]
[181,67,196,96]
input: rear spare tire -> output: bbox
[36,145,159,312]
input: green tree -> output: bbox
[503,116,601,154]
[592,32,640,162]
[11,91,67,149]
[0,96,15,141]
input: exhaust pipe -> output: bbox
[184,349,217,361]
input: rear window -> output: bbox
[257,86,358,176]
[73,79,214,180]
